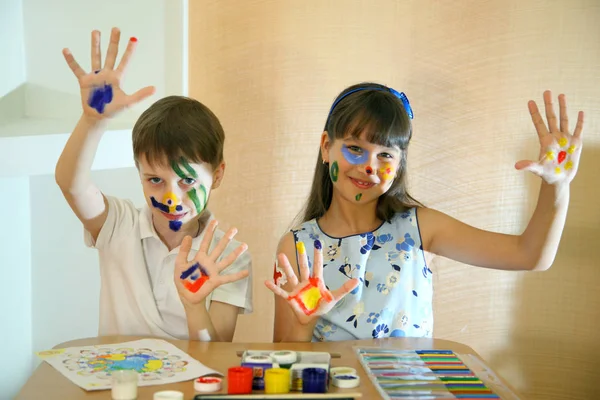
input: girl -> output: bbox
[265,82,583,342]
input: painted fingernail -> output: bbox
[296,242,306,255]
[315,240,322,250]
[130,37,138,42]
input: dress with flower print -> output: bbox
[292,208,433,342]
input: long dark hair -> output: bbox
[299,82,423,224]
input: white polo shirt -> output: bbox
[84,195,253,339]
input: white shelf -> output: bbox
[0,0,188,177]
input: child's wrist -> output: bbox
[182,297,208,313]
[79,113,107,131]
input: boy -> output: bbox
[55,27,252,341]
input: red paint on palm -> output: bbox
[184,276,209,293]
[287,277,332,315]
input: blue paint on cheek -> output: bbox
[88,84,113,114]
[176,205,183,212]
[341,145,369,165]
[150,197,170,213]
[169,220,183,232]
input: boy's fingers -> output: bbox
[216,243,248,272]
[217,270,249,286]
[199,220,218,254]
[210,227,237,263]
[91,30,102,72]
[116,37,138,74]
[175,236,193,267]
[103,27,121,70]
[62,49,86,79]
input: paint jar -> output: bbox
[269,351,297,369]
[111,370,138,400]
[227,366,253,394]
[241,355,274,390]
[153,390,184,400]
[264,368,290,394]
[302,368,327,393]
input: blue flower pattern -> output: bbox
[292,208,433,341]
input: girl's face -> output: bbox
[322,131,401,205]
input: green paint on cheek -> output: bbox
[188,184,208,214]
[330,161,339,182]
[355,193,362,201]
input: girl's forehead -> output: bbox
[340,134,400,152]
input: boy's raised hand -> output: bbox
[174,220,249,307]
[62,27,155,119]
[515,90,584,184]
[265,241,359,325]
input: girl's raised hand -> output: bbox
[515,90,584,184]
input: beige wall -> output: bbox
[189,1,600,398]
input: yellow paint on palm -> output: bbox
[299,286,323,312]
[568,145,576,154]
[545,151,554,161]
[558,137,568,147]
[565,161,573,170]
[296,242,306,255]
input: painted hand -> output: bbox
[515,90,584,184]
[62,27,155,119]
[174,220,249,306]
[265,240,359,325]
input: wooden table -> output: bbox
[17,336,519,399]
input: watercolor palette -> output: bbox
[355,348,503,399]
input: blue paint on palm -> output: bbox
[341,145,369,165]
[88,84,113,113]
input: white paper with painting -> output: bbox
[36,338,220,391]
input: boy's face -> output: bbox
[137,155,224,232]
[321,131,401,205]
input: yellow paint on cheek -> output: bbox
[296,242,306,255]
[379,163,395,181]
[299,286,323,311]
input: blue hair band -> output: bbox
[326,86,414,127]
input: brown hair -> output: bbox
[132,96,224,169]
[300,82,423,224]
